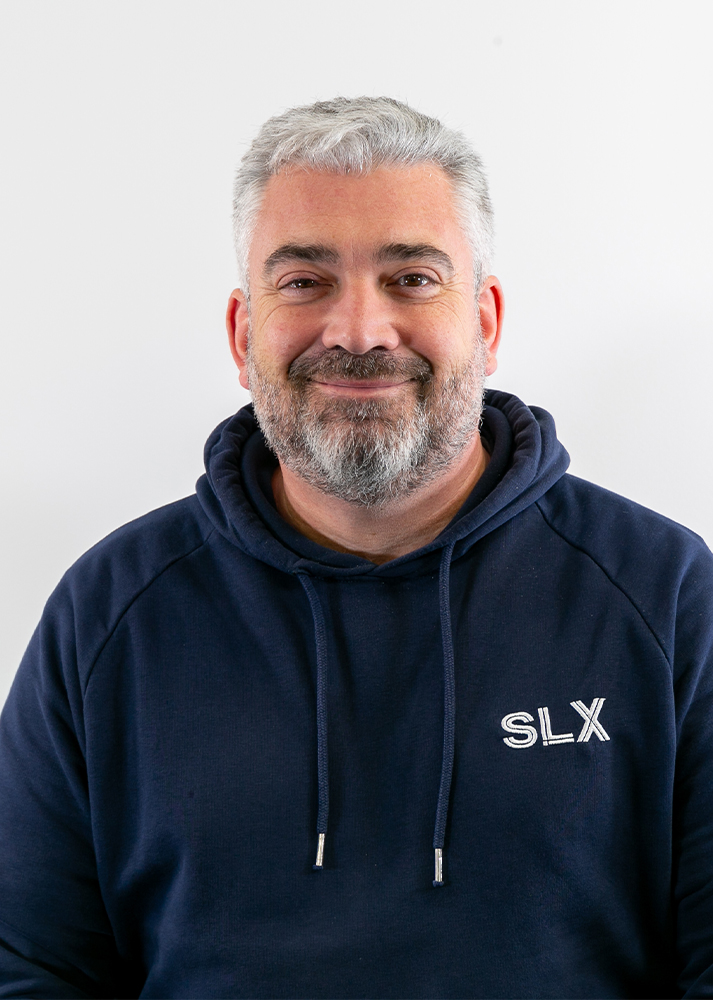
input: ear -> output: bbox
[226,289,250,390]
[477,276,504,376]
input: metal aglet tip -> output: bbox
[313,832,326,870]
[433,847,444,887]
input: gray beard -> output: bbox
[247,338,488,507]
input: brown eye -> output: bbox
[285,278,318,289]
[397,274,430,287]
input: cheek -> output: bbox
[406,300,478,355]
[253,307,323,371]
[408,330,475,373]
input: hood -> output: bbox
[195,387,570,885]
[196,388,569,577]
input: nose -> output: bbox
[320,279,401,354]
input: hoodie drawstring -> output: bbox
[296,572,330,870]
[297,543,457,887]
[432,540,457,886]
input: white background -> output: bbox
[2,0,712,707]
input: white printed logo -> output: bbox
[501,698,610,749]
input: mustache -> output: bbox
[287,349,433,385]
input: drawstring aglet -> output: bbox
[433,847,444,887]
[313,832,326,870]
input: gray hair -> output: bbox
[232,96,494,294]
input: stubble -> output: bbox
[247,334,488,507]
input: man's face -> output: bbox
[228,163,501,506]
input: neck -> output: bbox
[271,434,490,565]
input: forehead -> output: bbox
[249,163,469,269]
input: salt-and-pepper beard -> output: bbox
[247,330,488,508]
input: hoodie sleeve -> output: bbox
[672,542,713,998]
[0,580,129,999]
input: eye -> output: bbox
[281,277,319,290]
[276,276,329,299]
[389,272,440,295]
[396,273,431,287]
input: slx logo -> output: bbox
[501,698,609,749]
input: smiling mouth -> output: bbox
[312,379,413,391]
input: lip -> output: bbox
[311,379,412,393]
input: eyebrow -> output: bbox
[261,240,456,279]
[373,242,456,277]
[262,243,340,277]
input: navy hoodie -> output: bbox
[1,389,713,999]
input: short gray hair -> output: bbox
[232,96,494,294]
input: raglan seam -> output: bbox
[535,498,673,670]
[82,527,217,697]
[0,913,97,998]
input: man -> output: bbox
[0,96,711,999]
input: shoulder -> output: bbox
[536,474,713,667]
[38,495,215,684]
[537,473,710,569]
[68,493,214,589]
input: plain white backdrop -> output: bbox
[2,0,712,706]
